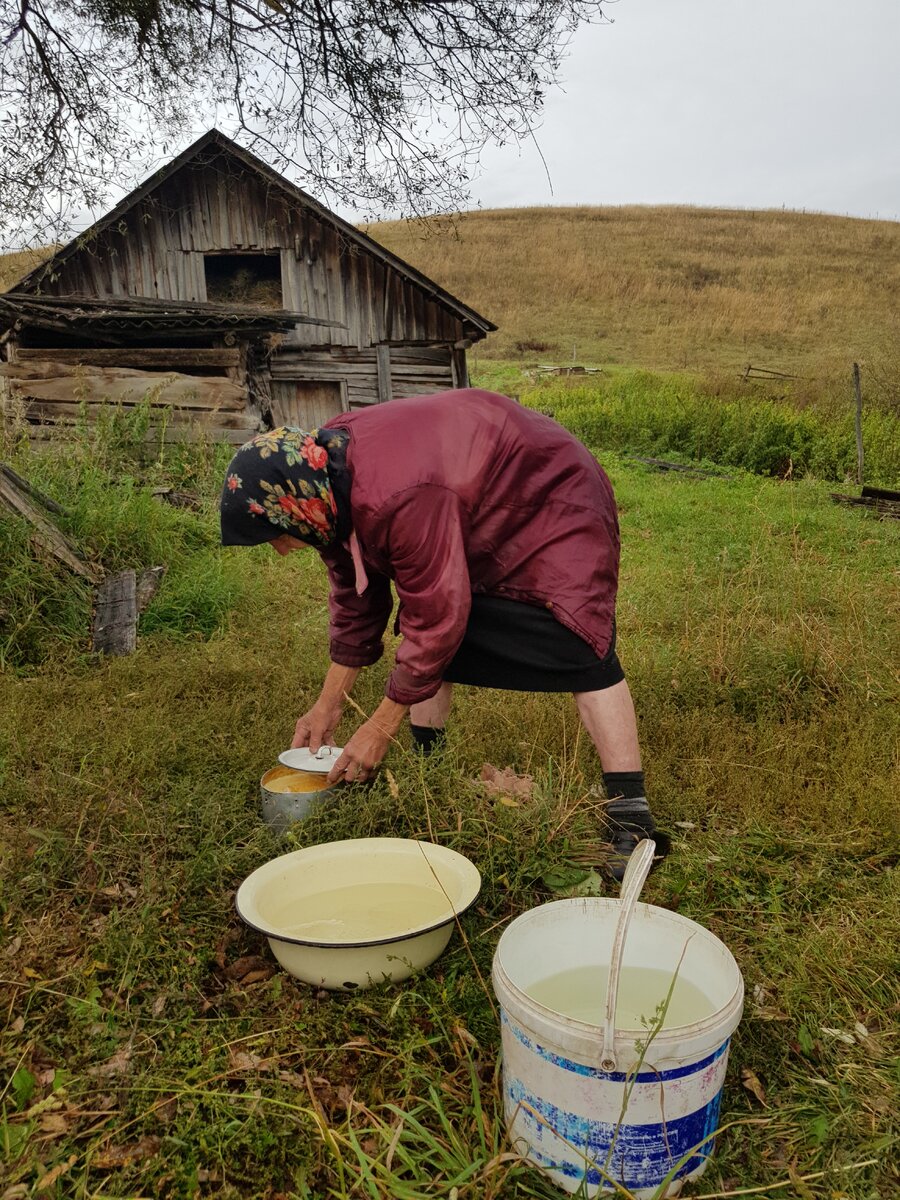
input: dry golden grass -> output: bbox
[5,206,899,375]
[0,247,50,290]
[367,205,900,373]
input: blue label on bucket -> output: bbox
[502,1011,730,1083]
[506,1076,723,1191]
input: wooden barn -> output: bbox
[0,129,495,442]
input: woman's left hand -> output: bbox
[327,698,408,783]
[328,719,392,783]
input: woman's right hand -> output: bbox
[291,698,344,751]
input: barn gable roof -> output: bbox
[10,129,496,336]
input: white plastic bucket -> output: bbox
[492,846,743,1197]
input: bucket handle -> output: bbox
[600,838,656,1072]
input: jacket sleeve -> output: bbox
[381,485,472,705]
[319,543,393,668]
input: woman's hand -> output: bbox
[292,698,343,752]
[327,698,409,783]
[292,663,362,751]
[327,719,392,783]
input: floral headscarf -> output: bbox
[219,427,344,548]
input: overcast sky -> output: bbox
[466,0,899,221]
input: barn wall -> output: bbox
[269,346,454,413]
[35,154,468,352]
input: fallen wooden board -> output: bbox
[861,485,900,503]
[136,566,166,613]
[830,493,900,520]
[0,461,68,516]
[0,466,101,581]
[92,570,137,654]
[630,456,730,480]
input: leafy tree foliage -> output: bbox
[0,0,607,247]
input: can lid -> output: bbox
[277,745,342,773]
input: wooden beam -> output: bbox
[4,398,259,428]
[451,348,468,389]
[0,362,247,410]
[375,344,391,405]
[0,461,68,516]
[15,347,241,368]
[0,468,101,581]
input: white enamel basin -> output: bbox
[235,837,481,991]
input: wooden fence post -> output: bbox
[852,362,864,487]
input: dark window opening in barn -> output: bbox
[204,252,283,309]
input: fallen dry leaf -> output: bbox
[229,1048,273,1073]
[224,954,274,983]
[10,1015,24,1034]
[479,763,534,800]
[741,1066,767,1107]
[87,1044,132,1078]
[93,1135,161,1170]
[39,1113,70,1135]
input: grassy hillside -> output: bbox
[4,206,899,377]
[0,248,48,290]
[367,206,900,374]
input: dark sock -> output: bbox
[410,724,446,755]
[602,770,646,801]
[603,771,655,832]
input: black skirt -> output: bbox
[442,595,624,693]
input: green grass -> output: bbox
[1,426,898,1198]
[469,364,900,488]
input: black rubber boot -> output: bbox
[605,797,671,883]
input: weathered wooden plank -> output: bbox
[451,348,468,389]
[5,399,258,429]
[0,468,101,581]
[136,565,166,612]
[92,570,137,655]
[1,363,247,410]
[390,364,455,380]
[0,462,68,515]
[23,421,258,445]
[376,345,392,405]
[16,347,242,368]
[270,361,376,379]
[389,346,453,364]
[272,348,377,366]
[390,381,452,400]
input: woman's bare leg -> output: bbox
[574,679,666,879]
[410,682,454,729]
[573,679,641,772]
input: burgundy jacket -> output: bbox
[320,389,619,705]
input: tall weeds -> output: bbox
[525,371,899,486]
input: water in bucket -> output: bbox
[527,963,716,1030]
